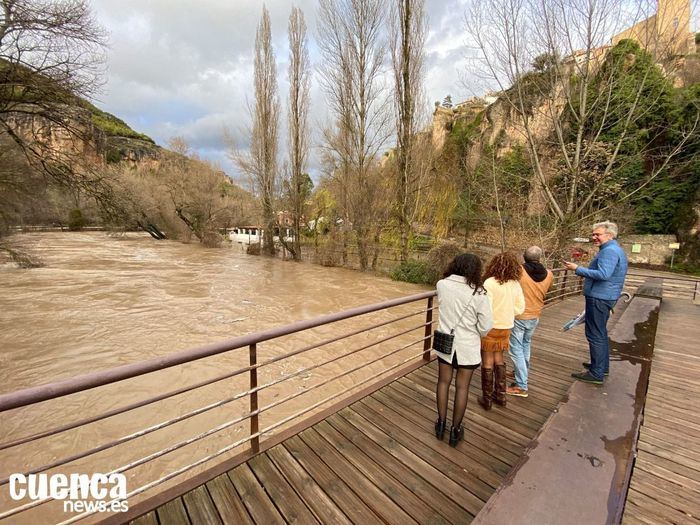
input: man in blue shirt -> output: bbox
[564,221,628,384]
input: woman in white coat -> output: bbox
[434,253,493,447]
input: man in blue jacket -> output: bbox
[564,221,628,384]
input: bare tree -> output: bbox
[465,0,698,246]
[233,5,280,256]
[318,0,392,270]
[283,5,311,261]
[390,0,427,262]
[0,0,108,222]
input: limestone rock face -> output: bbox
[431,106,454,151]
[6,106,102,166]
[5,103,163,169]
[104,136,162,168]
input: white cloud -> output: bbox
[90,0,479,181]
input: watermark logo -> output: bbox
[9,473,129,513]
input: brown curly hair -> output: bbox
[483,252,521,284]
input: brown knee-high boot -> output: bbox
[478,368,493,410]
[493,364,507,406]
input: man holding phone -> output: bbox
[563,221,628,384]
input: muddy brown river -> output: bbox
[0,232,430,524]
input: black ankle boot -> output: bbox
[435,418,446,440]
[449,425,464,447]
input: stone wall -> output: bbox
[617,234,679,265]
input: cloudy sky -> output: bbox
[89,0,481,181]
[89,0,699,182]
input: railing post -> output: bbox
[249,343,259,453]
[561,269,569,295]
[423,296,433,361]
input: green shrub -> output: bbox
[669,262,700,277]
[83,101,155,143]
[105,148,122,163]
[68,209,85,231]
[390,260,436,285]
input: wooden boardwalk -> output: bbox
[622,298,700,525]
[625,270,699,301]
[128,298,616,525]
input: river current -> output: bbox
[0,232,429,523]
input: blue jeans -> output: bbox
[508,318,539,390]
[584,296,616,380]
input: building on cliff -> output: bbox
[612,0,694,59]
[431,94,498,151]
[431,0,696,152]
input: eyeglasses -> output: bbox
[591,233,609,237]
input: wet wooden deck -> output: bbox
[128,297,609,525]
[622,298,700,525]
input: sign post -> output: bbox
[669,242,680,269]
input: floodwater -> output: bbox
[0,232,430,524]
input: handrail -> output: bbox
[0,271,583,524]
[0,304,434,451]
[0,290,436,412]
[626,269,700,283]
[0,291,438,522]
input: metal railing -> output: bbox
[624,269,700,301]
[545,267,584,304]
[0,268,581,524]
[0,291,436,524]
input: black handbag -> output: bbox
[432,329,455,354]
[432,291,475,355]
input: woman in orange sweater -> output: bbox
[479,252,525,410]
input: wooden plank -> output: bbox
[247,453,320,524]
[156,498,190,525]
[384,380,521,465]
[634,453,700,493]
[267,445,352,525]
[409,368,546,436]
[314,419,451,525]
[646,388,700,407]
[644,404,700,429]
[283,434,382,524]
[298,427,419,525]
[622,500,674,525]
[353,397,497,498]
[129,511,158,525]
[376,385,513,475]
[373,384,526,466]
[622,297,700,525]
[228,464,285,524]
[625,488,699,525]
[628,469,700,517]
[646,372,700,393]
[368,390,511,484]
[205,474,254,525]
[637,440,700,472]
[637,427,700,459]
[395,375,526,454]
[182,485,222,525]
[332,409,477,522]
[409,370,543,439]
[644,416,700,443]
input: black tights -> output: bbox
[436,361,475,429]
